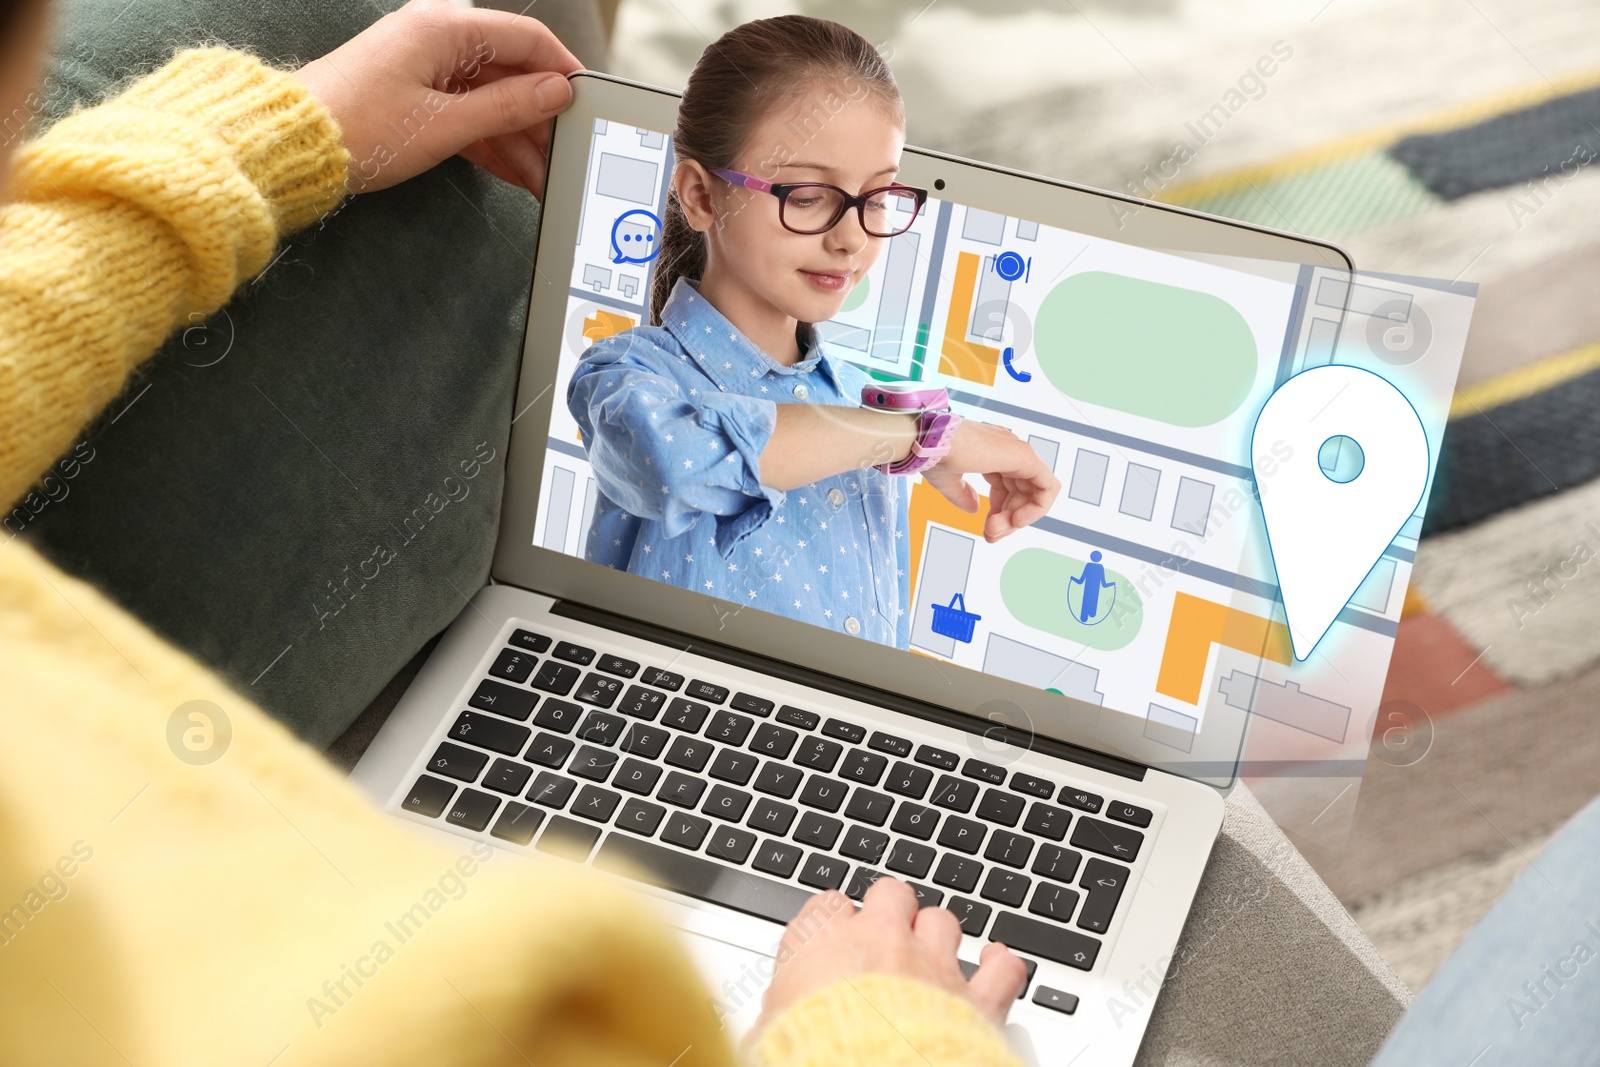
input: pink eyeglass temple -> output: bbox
[711,168,774,192]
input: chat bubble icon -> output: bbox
[611,209,662,265]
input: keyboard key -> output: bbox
[469,679,536,720]
[427,742,488,783]
[846,867,889,900]
[730,692,775,717]
[598,653,639,678]
[868,731,912,758]
[821,718,866,744]
[641,666,684,691]
[613,758,663,795]
[657,771,707,808]
[1033,987,1079,1015]
[402,775,456,818]
[702,785,753,821]
[946,896,992,937]
[1030,882,1079,922]
[1032,844,1083,883]
[840,825,889,864]
[962,758,1006,784]
[532,698,583,734]
[840,749,888,785]
[931,775,978,813]
[665,735,714,772]
[450,711,531,757]
[575,673,623,709]
[527,772,576,808]
[531,660,580,696]
[1023,802,1072,841]
[753,763,803,799]
[748,798,798,836]
[1071,817,1143,862]
[572,785,621,822]
[990,912,1100,971]
[1058,788,1103,814]
[798,776,848,813]
[524,732,574,769]
[937,816,987,855]
[776,706,820,730]
[620,724,670,760]
[933,853,983,893]
[508,628,552,654]
[1076,858,1130,934]
[483,758,533,796]
[536,814,601,861]
[752,838,803,878]
[984,829,1035,869]
[707,825,757,864]
[706,711,754,745]
[709,749,758,785]
[489,801,544,845]
[799,853,850,890]
[661,812,711,850]
[749,723,799,759]
[1010,773,1056,798]
[617,685,666,720]
[915,744,958,771]
[570,745,618,782]
[976,789,1025,827]
[885,761,933,799]
[980,869,1031,908]
[686,679,729,704]
[552,641,595,665]
[616,798,667,836]
[661,697,711,732]
[843,789,894,827]
[794,812,843,850]
[910,882,944,908]
[890,803,940,840]
[1107,800,1153,828]
[886,840,935,879]
[794,736,843,772]
[595,834,813,923]
[488,648,537,684]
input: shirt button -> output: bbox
[793,384,810,400]
[844,616,861,635]
[828,488,845,507]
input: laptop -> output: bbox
[352,69,1363,1065]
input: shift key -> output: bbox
[991,912,1101,971]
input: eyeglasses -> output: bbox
[711,168,927,237]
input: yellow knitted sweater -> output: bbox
[0,48,1024,1067]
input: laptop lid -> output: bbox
[493,70,1363,787]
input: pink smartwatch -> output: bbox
[860,382,962,476]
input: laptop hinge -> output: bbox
[550,600,1148,783]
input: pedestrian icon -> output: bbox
[1067,550,1116,625]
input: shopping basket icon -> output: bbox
[929,593,981,643]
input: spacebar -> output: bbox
[594,834,815,925]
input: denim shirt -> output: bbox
[568,276,911,648]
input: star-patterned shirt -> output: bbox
[568,275,911,647]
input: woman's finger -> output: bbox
[911,901,964,961]
[860,876,920,927]
[967,941,1028,1021]
[432,4,584,80]
[443,70,573,147]
[457,140,523,189]
[483,129,550,194]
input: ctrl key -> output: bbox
[402,775,457,818]
[1032,986,1079,1015]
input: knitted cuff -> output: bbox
[747,973,1024,1067]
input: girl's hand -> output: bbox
[922,421,1061,542]
[753,879,1027,1039]
[292,0,583,197]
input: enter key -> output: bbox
[1076,857,1130,935]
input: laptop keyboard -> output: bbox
[401,626,1154,1004]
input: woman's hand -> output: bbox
[923,420,1062,542]
[753,879,1027,1039]
[291,0,583,197]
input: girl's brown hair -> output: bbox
[649,15,903,326]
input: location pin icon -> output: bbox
[1252,365,1429,661]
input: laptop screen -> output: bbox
[534,115,1415,759]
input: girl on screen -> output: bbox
[567,15,1059,648]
